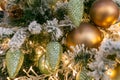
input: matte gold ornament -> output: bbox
[90,0,119,28]
[66,23,103,51]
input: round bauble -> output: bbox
[66,23,103,51]
[106,64,120,80]
[90,0,119,28]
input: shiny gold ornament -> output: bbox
[90,0,119,28]
[106,65,120,80]
[66,23,103,51]
[8,5,23,19]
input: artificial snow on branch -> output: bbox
[108,23,120,41]
[0,27,15,38]
[28,21,42,34]
[88,38,120,80]
[55,0,68,11]
[45,18,63,40]
[88,23,120,80]
[9,28,29,49]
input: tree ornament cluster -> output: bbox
[66,0,119,50]
[0,0,120,80]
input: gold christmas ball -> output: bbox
[106,64,120,80]
[90,0,119,28]
[66,23,103,50]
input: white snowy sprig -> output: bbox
[55,0,68,11]
[62,44,95,79]
[65,45,86,61]
[28,21,42,34]
[0,27,15,37]
[45,18,63,40]
[108,23,120,41]
[102,39,120,58]
[66,44,92,59]
[88,38,120,80]
[9,28,29,49]
[87,23,120,80]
